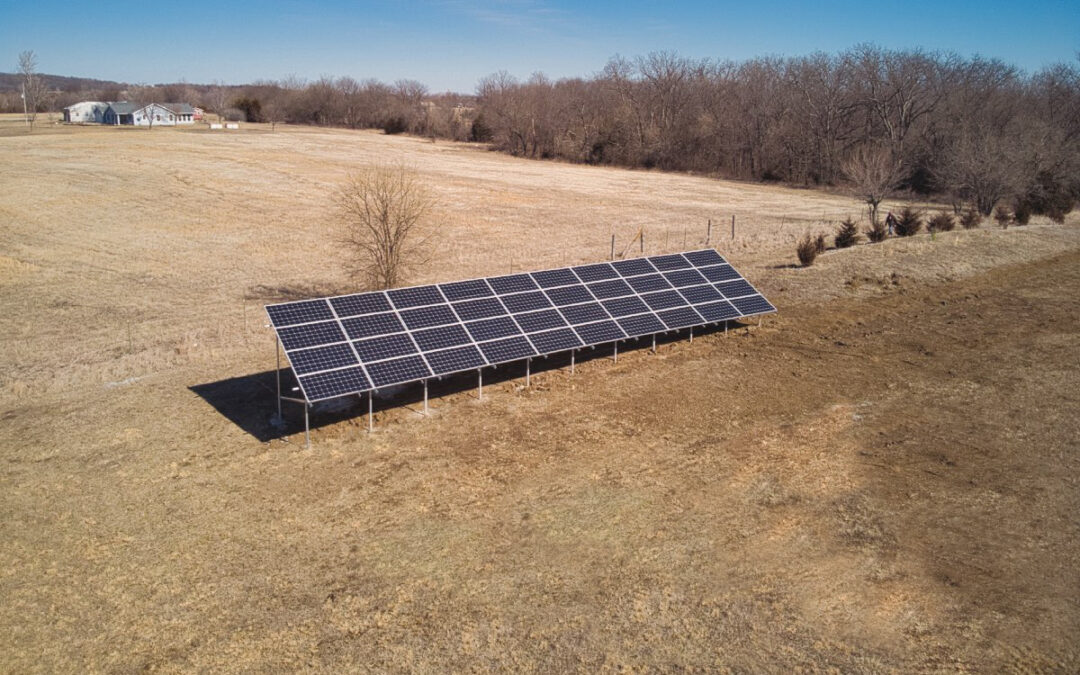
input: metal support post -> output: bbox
[275,336,282,420]
[613,341,618,363]
[758,315,763,327]
[526,359,531,386]
[652,334,657,353]
[304,404,310,448]
[725,321,729,336]
[478,369,483,400]
[690,326,693,344]
[423,380,429,416]
[368,392,373,432]
[571,350,575,374]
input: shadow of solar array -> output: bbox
[265,249,776,402]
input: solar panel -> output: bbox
[267,249,774,402]
[649,253,692,271]
[465,316,521,342]
[572,263,619,282]
[400,305,458,330]
[411,324,472,351]
[528,328,583,354]
[366,355,432,388]
[387,285,444,309]
[515,309,567,333]
[500,291,552,313]
[587,279,635,299]
[611,258,656,277]
[439,278,493,301]
[488,273,538,294]
[452,297,506,321]
[574,320,626,344]
[545,284,594,306]
[425,345,486,375]
[267,300,334,328]
[330,293,391,318]
[353,333,417,362]
[478,336,537,364]
[559,302,610,325]
[683,249,726,266]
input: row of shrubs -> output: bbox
[796,203,1044,267]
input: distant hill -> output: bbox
[0,72,127,94]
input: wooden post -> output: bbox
[610,234,615,261]
[731,214,736,240]
[706,218,711,245]
[640,231,644,254]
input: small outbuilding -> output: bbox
[63,101,110,124]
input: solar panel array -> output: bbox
[266,249,775,402]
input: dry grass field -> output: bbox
[1,118,1078,672]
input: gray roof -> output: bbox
[105,101,195,115]
[161,103,196,114]
[107,101,139,114]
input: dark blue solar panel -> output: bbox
[663,269,708,287]
[649,254,692,271]
[731,295,776,316]
[425,345,486,375]
[528,328,583,354]
[602,296,650,317]
[683,249,726,266]
[611,258,656,277]
[411,324,472,351]
[587,279,634,299]
[479,336,537,364]
[696,300,740,322]
[500,291,552,313]
[465,316,521,342]
[715,279,756,299]
[560,302,610,325]
[617,313,666,337]
[387,285,444,309]
[574,320,626,345]
[641,290,688,311]
[278,321,346,351]
[329,293,391,318]
[572,263,619,282]
[488,273,538,294]
[626,274,673,293]
[657,306,704,329]
[678,284,723,304]
[353,333,417,362]
[299,366,372,400]
[545,284,594,306]
[699,264,741,282]
[287,343,358,375]
[515,309,567,333]
[266,300,334,327]
[531,268,579,288]
[366,355,432,388]
[342,312,405,339]
[438,279,492,301]
[452,297,506,321]
[400,304,458,330]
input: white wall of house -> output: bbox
[132,104,187,126]
[63,101,109,123]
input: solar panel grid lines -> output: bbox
[266,249,776,403]
[298,366,372,401]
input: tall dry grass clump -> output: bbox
[796,235,819,266]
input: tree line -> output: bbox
[9,45,1079,219]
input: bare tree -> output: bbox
[336,165,436,289]
[203,83,231,124]
[17,50,49,130]
[262,98,285,131]
[843,144,901,224]
[128,84,158,129]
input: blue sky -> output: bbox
[2,0,1076,92]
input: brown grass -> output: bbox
[1,121,1079,672]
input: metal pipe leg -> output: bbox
[571,350,575,374]
[526,359,531,387]
[478,369,483,400]
[690,326,693,344]
[275,337,282,420]
[613,341,618,363]
[652,334,656,353]
[758,315,763,327]
[423,380,428,416]
[368,392,373,432]
[304,404,310,448]
[725,321,729,336]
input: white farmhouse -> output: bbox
[62,101,110,123]
[90,102,198,126]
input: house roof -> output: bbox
[161,103,196,115]
[107,101,139,114]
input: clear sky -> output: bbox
[2,0,1077,92]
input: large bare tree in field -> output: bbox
[843,143,901,224]
[18,50,49,130]
[337,165,436,290]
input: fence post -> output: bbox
[706,218,711,245]
[610,234,615,261]
[731,214,736,240]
